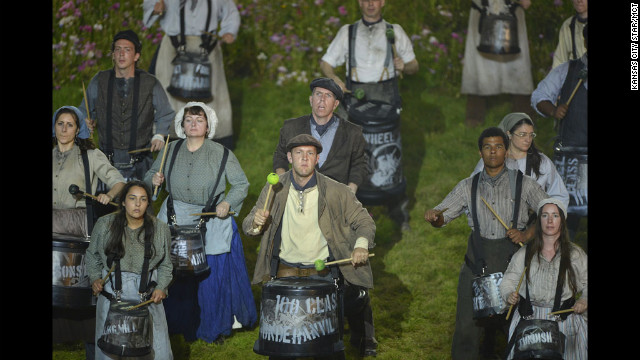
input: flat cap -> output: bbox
[286,134,323,154]
[113,29,142,53]
[310,77,343,101]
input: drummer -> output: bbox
[531,24,588,241]
[52,105,125,360]
[243,134,376,359]
[500,198,588,359]
[78,29,174,186]
[85,180,174,359]
[424,127,547,360]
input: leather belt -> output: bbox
[276,263,329,278]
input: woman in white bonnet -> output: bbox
[500,198,588,359]
[144,101,257,343]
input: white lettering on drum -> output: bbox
[363,131,395,145]
[260,292,338,345]
[518,331,553,347]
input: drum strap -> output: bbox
[165,139,228,244]
[467,170,523,275]
[80,149,95,236]
[104,69,141,156]
[101,235,155,302]
[170,0,217,54]
[569,15,578,61]
[347,22,394,85]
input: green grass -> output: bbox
[52,72,587,359]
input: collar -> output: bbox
[361,17,383,27]
[575,14,587,24]
[310,114,337,136]
[480,166,507,186]
[290,171,318,191]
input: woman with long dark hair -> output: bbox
[472,112,569,209]
[86,180,173,359]
[500,198,588,359]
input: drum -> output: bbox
[167,51,212,101]
[512,319,565,359]
[477,12,520,55]
[170,226,210,276]
[52,234,96,308]
[552,146,588,217]
[253,278,344,357]
[471,272,505,319]
[97,301,151,357]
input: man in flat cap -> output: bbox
[245,133,377,359]
[273,77,367,195]
[78,29,175,197]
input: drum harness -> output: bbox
[165,139,229,246]
[103,69,149,167]
[100,233,157,305]
[466,169,523,277]
[80,149,96,237]
[170,0,218,58]
[343,21,402,123]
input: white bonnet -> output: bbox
[174,101,218,139]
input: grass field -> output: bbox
[52,69,587,359]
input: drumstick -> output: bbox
[385,28,403,79]
[548,308,575,316]
[565,69,588,106]
[316,254,376,271]
[189,211,236,216]
[480,196,523,247]
[69,184,119,207]
[506,266,527,320]
[82,81,93,134]
[256,173,280,232]
[128,147,151,154]
[125,299,154,311]
[325,253,375,266]
[152,134,170,201]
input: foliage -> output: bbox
[52,0,576,95]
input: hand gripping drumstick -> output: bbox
[385,28,403,79]
[565,69,588,107]
[152,134,170,201]
[314,254,375,271]
[94,263,116,296]
[506,266,527,320]
[256,173,280,232]
[480,196,523,247]
[69,184,119,207]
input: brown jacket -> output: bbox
[242,171,376,288]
